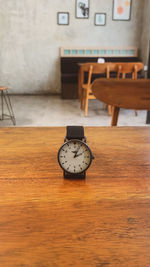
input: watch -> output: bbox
[57,126,94,178]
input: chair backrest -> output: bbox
[87,65,93,86]
[116,62,144,79]
[82,63,117,84]
[90,63,117,74]
[81,62,118,74]
[91,79,150,110]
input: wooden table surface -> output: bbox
[0,127,150,267]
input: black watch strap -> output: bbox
[64,171,86,179]
[66,126,84,140]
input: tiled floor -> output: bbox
[0,95,149,127]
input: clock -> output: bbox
[57,126,94,178]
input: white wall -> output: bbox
[140,0,150,68]
[0,0,144,94]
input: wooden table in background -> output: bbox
[0,127,150,267]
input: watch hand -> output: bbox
[72,150,79,158]
[73,146,81,158]
[74,149,87,158]
[74,153,82,158]
[72,150,77,153]
[75,146,81,155]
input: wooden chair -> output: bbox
[81,63,118,116]
[91,79,150,126]
[116,62,144,79]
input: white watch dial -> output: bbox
[58,140,92,174]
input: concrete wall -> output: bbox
[140,0,150,68]
[0,0,144,94]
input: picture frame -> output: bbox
[112,0,132,21]
[95,13,106,26]
[76,0,89,19]
[57,12,69,25]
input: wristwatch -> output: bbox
[57,126,94,178]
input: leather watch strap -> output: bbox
[66,126,84,140]
[64,171,86,179]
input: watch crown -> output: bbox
[91,154,95,160]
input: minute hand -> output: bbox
[75,153,82,158]
[75,150,86,158]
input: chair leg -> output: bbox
[108,105,112,115]
[135,110,138,116]
[3,90,16,125]
[111,106,120,126]
[81,89,85,110]
[84,90,89,117]
[103,103,107,110]
[80,88,82,106]
[1,91,4,120]
[5,91,16,125]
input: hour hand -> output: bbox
[72,150,78,157]
[72,150,77,154]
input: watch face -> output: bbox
[58,139,93,174]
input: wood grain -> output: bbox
[0,127,150,267]
[92,79,150,126]
[92,79,150,110]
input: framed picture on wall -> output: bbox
[112,0,132,21]
[76,0,89,19]
[57,12,69,25]
[95,13,106,26]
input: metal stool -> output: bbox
[0,87,16,125]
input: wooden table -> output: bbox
[0,127,150,267]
